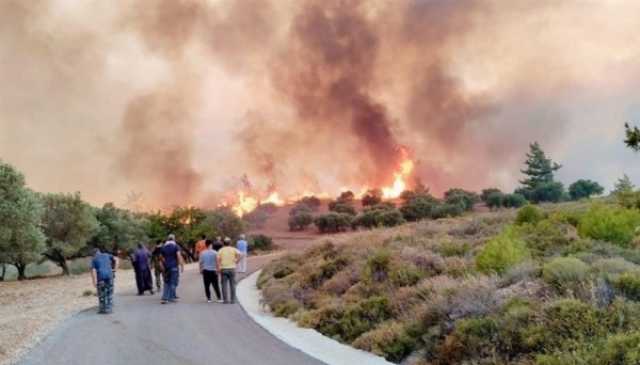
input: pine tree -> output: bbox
[519,142,562,190]
[625,123,640,152]
[613,174,635,195]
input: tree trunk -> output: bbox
[0,264,5,281]
[44,250,70,276]
[60,259,70,276]
[16,263,27,280]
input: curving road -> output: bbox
[19,256,325,365]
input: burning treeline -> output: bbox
[2,1,638,209]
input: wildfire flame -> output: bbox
[382,159,415,199]
[227,149,415,216]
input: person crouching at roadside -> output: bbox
[199,240,223,303]
[217,237,243,304]
[91,248,119,314]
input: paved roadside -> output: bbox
[18,255,325,365]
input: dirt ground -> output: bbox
[0,269,136,365]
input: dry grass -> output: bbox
[0,269,136,365]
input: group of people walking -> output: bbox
[90,234,249,314]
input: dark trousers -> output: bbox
[162,268,179,301]
[154,268,162,290]
[202,270,221,301]
[135,267,153,294]
[221,269,236,303]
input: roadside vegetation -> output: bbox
[259,141,640,365]
[0,160,261,281]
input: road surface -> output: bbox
[19,256,325,365]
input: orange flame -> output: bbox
[382,158,415,199]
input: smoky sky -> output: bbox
[2,0,640,209]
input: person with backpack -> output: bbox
[161,234,185,304]
[199,240,223,303]
[91,248,119,314]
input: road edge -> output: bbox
[237,270,395,365]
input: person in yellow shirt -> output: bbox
[217,237,243,304]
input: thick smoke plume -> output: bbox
[2,0,640,208]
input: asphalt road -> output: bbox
[19,256,325,365]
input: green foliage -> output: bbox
[91,203,148,253]
[353,206,405,229]
[519,141,562,193]
[438,241,471,257]
[399,194,439,221]
[243,203,278,229]
[516,205,545,226]
[614,272,640,301]
[476,227,530,274]
[352,321,416,362]
[444,188,480,211]
[250,234,273,252]
[481,188,502,203]
[486,191,505,209]
[290,203,313,217]
[542,257,590,293]
[0,161,46,280]
[41,192,99,275]
[366,249,391,282]
[569,179,604,200]
[288,212,314,231]
[361,189,383,207]
[196,207,246,240]
[314,213,353,233]
[520,219,572,256]
[578,205,640,247]
[330,203,357,216]
[328,191,355,211]
[613,174,635,195]
[504,193,528,208]
[526,181,566,203]
[299,196,321,211]
[431,203,465,219]
[624,122,640,152]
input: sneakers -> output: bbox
[207,299,212,303]
[217,299,224,303]
[161,300,168,304]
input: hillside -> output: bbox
[258,201,640,365]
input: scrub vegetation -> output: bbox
[259,199,640,364]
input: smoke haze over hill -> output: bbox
[1,0,639,208]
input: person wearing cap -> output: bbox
[161,234,185,304]
[217,237,244,304]
[236,234,249,273]
[91,248,119,314]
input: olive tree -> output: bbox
[41,192,99,275]
[0,161,46,280]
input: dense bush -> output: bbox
[329,203,357,216]
[288,212,313,231]
[542,257,590,294]
[314,213,353,233]
[353,207,405,229]
[476,227,530,274]
[289,203,313,217]
[399,195,439,221]
[481,188,502,203]
[361,189,383,207]
[250,234,274,252]
[299,196,322,211]
[614,272,640,301]
[515,205,545,226]
[431,203,465,219]
[503,193,528,208]
[486,191,505,209]
[569,179,604,200]
[444,188,480,211]
[578,205,640,247]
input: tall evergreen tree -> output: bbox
[625,123,640,151]
[519,142,562,190]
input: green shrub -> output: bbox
[289,203,313,217]
[445,317,499,361]
[481,188,502,203]
[366,249,391,282]
[614,272,640,301]
[444,188,480,211]
[578,205,640,247]
[541,299,603,351]
[250,234,274,251]
[431,203,465,219]
[329,203,357,216]
[353,208,405,229]
[504,193,528,208]
[592,258,639,280]
[486,191,505,210]
[352,321,417,362]
[520,219,572,256]
[68,258,92,275]
[542,257,590,294]
[390,265,423,287]
[399,195,438,221]
[438,241,471,257]
[476,227,530,274]
[288,212,313,231]
[516,205,545,226]
[314,213,353,233]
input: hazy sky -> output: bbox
[1,0,639,209]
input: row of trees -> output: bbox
[0,161,245,280]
